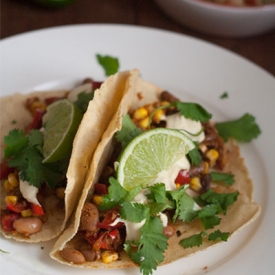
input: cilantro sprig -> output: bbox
[215,113,261,142]
[180,230,229,248]
[96,54,119,76]
[4,129,65,188]
[210,171,235,186]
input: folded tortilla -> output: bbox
[50,72,261,268]
[0,70,135,242]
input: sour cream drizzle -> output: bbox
[19,179,41,206]
[166,113,205,143]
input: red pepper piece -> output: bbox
[98,209,124,229]
[24,109,45,134]
[0,159,15,180]
[1,213,20,231]
[6,201,28,213]
[100,229,119,250]
[94,183,108,195]
[92,81,103,90]
[174,170,190,186]
[30,203,44,216]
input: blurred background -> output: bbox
[1,0,275,76]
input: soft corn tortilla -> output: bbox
[50,73,261,268]
[0,70,134,242]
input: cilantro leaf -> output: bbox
[201,215,221,230]
[115,115,142,149]
[120,202,150,223]
[174,101,212,122]
[210,171,235,186]
[168,186,198,222]
[96,54,119,76]
[6,130,64,188]
[147,183,167,204]
[73,91,94,113]
[100,177,127,210]
[197,204,222,230]
[188,143,202,166]
[208,230,229,242]
[4,129,28,158]
[220,92,228,99]
[200,189,239,214]
[129,216,168,275]
[215,113,261,142]
[180,231,207,248]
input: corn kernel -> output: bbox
[139,117,149,129]
[56,187,65,199]
[8,173,19,188]
[206,149,219,167]
[5,196,18,204]
[92,195,103,205]
[21,209,32,217]
[31,101,47,113]
[152,109,165,123]
[4,179,12,192]
[202,161,209,174]
[175,183,181,189]
[190,177,202,192]
[101,251,119,264]
[160,101,170,107]
[132,107,148,121]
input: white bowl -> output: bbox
[155,0,275,38]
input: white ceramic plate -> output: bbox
[0,24,274,275]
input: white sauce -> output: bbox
[166,113,205,143]
[111,216,146,242]
[19,180,40,206]
[153,155,190,191]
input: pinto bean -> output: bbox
[13,217,42,235]
[163,224,175,237]
[80,249,97,262]
[60,247,85,264]
[79,202,99,233]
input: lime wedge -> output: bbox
[42,99,83,163]
[116,128,195,191]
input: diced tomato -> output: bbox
[6,201,28,213]
[1,213,20,231]
[100,229,119,250]
[30,203,44,216]
[92,81,103,90]
[0,159,15,180]
[90,229,120,251]
[98,209,123,229]
[94,183,108,195]
[174,170,190,186]
[24,109,45,134]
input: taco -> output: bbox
[50,72,261,274]
[0,70,136,242]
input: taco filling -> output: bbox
[52,74,261,275]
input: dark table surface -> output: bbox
[1,0,275,76]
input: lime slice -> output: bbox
[42,99,83,163]
[117,128,195,191]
